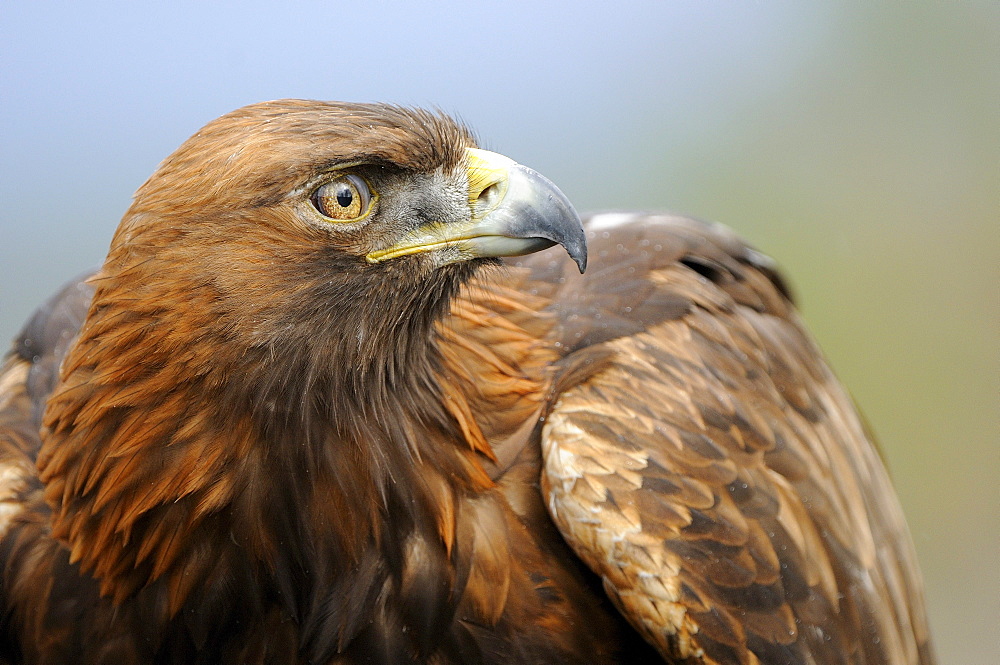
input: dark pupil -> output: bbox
[335,184,353,208]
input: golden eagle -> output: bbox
[0,101,934,664]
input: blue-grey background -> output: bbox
[2,3,996,661]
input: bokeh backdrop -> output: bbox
[2,2,996,661]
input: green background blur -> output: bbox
[2,3,996,661]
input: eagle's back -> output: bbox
[493,213,934,664]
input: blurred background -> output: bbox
[2,2,996,661]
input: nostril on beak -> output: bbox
[474,181,503,215]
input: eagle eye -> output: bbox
[311,175,373,222]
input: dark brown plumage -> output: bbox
[0,100,933,664]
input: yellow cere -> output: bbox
[464,148,514,208]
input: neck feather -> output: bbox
[38,250,492,630]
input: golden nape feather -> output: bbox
[0,100,933,664]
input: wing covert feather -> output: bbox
[538,214,933,665]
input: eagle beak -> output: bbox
[366,148,587,273]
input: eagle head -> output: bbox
[103,100,585,378]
